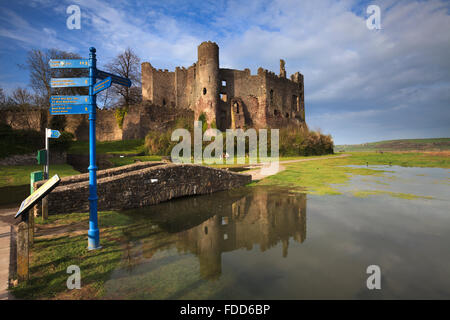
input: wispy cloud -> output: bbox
[0,0,449,144]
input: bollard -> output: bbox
[17,219,29,282]
[42,197,48,221]
[28,210,34,246]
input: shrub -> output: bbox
[115,107,128,129]
[145,114,194,156]
[279,126,334,156]
[198,112,208,133]
[144,116,334,158]
[49,115,67,132]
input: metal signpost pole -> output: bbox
[48,48,130,250]
[45,128,49,179]
[88,47,100,250]
[42,129,49,220]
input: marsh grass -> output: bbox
[351,190,434,200]
[255,151,449,195]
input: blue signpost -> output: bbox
[49,47,131,250]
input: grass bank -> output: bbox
[68,139,145,155]
[10,211,131,299]
[335,138,450,152]
[108,155,162,167]
[0,164,80,188]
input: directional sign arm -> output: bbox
[93,77,112,95]
[51,78,90,88]
[51,95,89,106]
[49,59,89,69]
[50,104,91,115]
[96,70,131,87]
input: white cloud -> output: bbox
[1,0,449,143]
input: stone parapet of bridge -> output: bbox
[35,162,251,214]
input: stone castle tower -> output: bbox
[142,41,305,130]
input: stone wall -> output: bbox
[2,109,47,132]
[0,152,66,166]
[122,102,194,140]
[35,162,251,214]
[2,107,121,142]
[63,109,122,141]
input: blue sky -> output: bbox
[0,0,449,144]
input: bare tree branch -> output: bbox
[105,48,142,109]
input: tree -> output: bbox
[105,48,142,108]
[20,49,84,108]
[0,88,6,108]
[10,87,33,106]
[7,87,41,129]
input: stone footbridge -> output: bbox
[35,162,251,215]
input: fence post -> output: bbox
[17,214,29,282]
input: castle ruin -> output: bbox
[1,41,307,143]
[142,41,306,130]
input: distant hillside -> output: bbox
[335,138,450,152]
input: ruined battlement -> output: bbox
[142,41,306,130]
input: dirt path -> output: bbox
[0,207,17,300]
[248,154,351,181]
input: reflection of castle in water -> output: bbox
[172,189,307,280]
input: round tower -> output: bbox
[196,41,219,125]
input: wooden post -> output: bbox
[42,197,48,221]
[28,209,34,246]
[17,215,29,282]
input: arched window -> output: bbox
[270,89,274,105]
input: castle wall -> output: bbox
[2,108,46,132]
[141,62,153,102]
[64,109,122,142]
[264,69,303,128]
[219,68,267,129]
[195,41,220,124]
[142,63,177,107]
[122,102,194,140]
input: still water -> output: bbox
[103,166,450,299]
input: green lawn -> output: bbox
[0,164,80,188]
[68,139,145,155]
[109,155,162,167]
